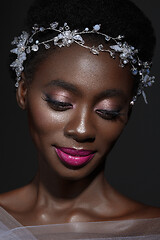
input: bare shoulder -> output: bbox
[139,205,160,218]
[0,184,37,213]
[123,199,160,220]
[107,184,160,220]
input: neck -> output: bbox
[32,153,108,209]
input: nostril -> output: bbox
[64,129,96,143]
[72,135,95,143]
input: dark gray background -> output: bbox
[1,1,160,207]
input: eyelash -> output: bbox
[42,95,73,111]
[95,109,122,120]
[42,94,122,120]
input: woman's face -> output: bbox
[18,44,134,180]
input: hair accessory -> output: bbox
[10,22,155,104]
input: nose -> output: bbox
[64,106,96,143]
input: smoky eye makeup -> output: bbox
[42,93,73,111]
[41,91,127,120]
[95,109,125,120]
[94,99,126,120]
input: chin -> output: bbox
[40,148,106,181]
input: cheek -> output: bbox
[27,100,66,143]
[97,120,126,153]
[107,123,125,140]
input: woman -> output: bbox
[0,0,160,239]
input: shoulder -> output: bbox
[121,199,160,220]
[138,205,160,219]
[0,184,37,214]
[108,188,160,220]
[128,199,160,219]
[101,183,160,220]
[110,186,160,219]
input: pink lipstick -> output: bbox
[54,147,96,167]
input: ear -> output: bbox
[16,73,28,110]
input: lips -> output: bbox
[54,146,96,167]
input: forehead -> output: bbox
[32,43,134,96]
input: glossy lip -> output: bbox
[54,146,96,167]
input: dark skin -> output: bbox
[1,44,160,226]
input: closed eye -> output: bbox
[95,109,124,120]
[42,95,73,111]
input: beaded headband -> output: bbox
[10,22,155,104]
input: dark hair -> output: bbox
[10,0,156,85]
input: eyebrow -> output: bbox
[44,79,80,95]
[44,79,126,100]
[96,89,126,100]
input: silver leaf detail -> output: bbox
[110,45,123,52]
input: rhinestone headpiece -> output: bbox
[10,22,155,104]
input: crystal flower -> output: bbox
[54,30,84,47]
[110,42,138,65]
[10,31,29,83]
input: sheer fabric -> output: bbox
[0,206,160,240]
